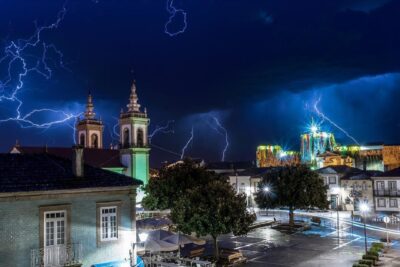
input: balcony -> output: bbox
[31,243,82,267]
[374,190,400,197]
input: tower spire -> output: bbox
[127,81,141,112]
[84,91,96,119]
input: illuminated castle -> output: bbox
[300,124,336,167]
[256,145,299,167]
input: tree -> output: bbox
[142,159,225,210]
[254,165,328,227]
[143,160,256,260]
[171,180,256,260]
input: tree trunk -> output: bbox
[289,208,294,228]
[213,235,219,260]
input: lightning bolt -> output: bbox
[314,96,359,145]
[164,0,188,37]
[180,126,194,159]
[149,120,175,143]
[0,2,79,133]
[207,116,229,162]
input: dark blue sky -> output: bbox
[0,0,399,166]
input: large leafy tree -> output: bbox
[143,160,256,259]
[171,180,256,259]
[142,160,225,210]
[254,165,328,227]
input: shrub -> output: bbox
[359,259,373,267]
[371,242,384,249]
[367,251,379,258]
[353,264,369,267]
[363,254,377,263]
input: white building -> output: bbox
[316,165,363,209]
[372,168,400,214]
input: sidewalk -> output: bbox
[379,247,400,266]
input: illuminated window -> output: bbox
[100,207,118,241]
[328,176,336,184]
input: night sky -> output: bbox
[0,0,400,166]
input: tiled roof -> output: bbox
[376,167,400,177]
[341,170,382,180]
[206,161,255,170]
[315,165,361,174]
[236,167,280,177]
[11,146,124,168]
[0,153,142,193]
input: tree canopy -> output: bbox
[142,159,256,259]
[254,165,328,226]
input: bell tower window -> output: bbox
[123,128,130,148]
[137,128,144,147]
[91,134,99,148]
[79,134,85,147]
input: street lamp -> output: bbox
[130,233,148,267]
[360,203,369,254]
[332,187,341,238]
[263,186,271,216]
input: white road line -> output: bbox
[333,237,361,250]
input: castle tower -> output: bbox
[76,92,104,148]
[119,81,150,186]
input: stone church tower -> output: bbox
[119,81,150,186]
[76,92,104,148]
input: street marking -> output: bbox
[333,237,361,250]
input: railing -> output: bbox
[374,190,400,197]
[31,243,82,267]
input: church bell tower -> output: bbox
[76,92,104,148]
[119,81,150,186]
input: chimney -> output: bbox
[72,146,84,177]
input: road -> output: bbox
[215,211,400,267]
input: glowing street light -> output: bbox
[139,232,148,243]
[310,125,318,134]
[264,186,270,193]
[360,203,370,254]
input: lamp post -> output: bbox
[360,203,369,254]
[383,216,390,246]
[131,232,148,267]
[264,186,270,216]
[332,187,341,238]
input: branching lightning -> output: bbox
[314,96,359,145]
[0,2,79,132]
[164,0,187,37]
[180,126,194,159]
[207,116,229,162]
[149,120,174,143]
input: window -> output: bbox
[100,207,118,241]
[328,176,336,184]
[45,211,66,246]
[362,182,368,191]
[79,134,85,147]
[123,128,130,147]
[388,181,397,191]
[91,134,99,148]
[378,198,386,207]
[390,199,398,208]
[377,181,385,190]
[137,128,144,147]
